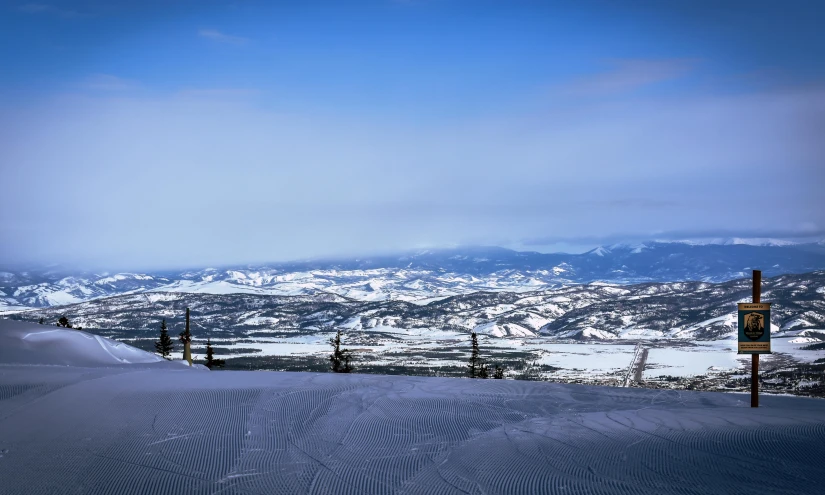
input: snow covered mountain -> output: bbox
[0,272,167,308]
[2,242,825,310]
[12,271,825,341]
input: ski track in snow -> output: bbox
[2,320,825,494]
[1,367,825,494]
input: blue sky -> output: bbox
[1,0,824,269]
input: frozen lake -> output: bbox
[157,328,825,381]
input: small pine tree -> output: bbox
[329,330,342,372]
[468,332,480,378]
[342,348,353,373]
[329,330,354,373]
[493,365,505,379]
[478,361,489,379]
[515,360,541,381]
[204,338,225,369]
[154,319,174,359]
[58,316,72,328]
[38,317,44,325]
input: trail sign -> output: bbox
[738,303,771,354]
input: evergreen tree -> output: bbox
[38,317,44,325]
[329,330,342,372]
[468,332,480,378]
[58,316,72,328]
[154,319,174,359]
[493,365,505,379]
[342,348,353,373]
[329,330,341,372]
[329,330,354,373]
[478,361,489,379]
[515,360,541,381]
[204,338,225,369]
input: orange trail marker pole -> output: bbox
[752,270,761,408]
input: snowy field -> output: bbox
[2,320,825,494]
[149,327,825,382]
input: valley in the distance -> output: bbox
[2,241,825,397]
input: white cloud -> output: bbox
[18,3,82,18]
[80,74,137,91]
[555,58,698,96]
[176,88,260,98]
[198,29,250,45]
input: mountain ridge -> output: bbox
[8,270,825,342]
[2,241,824,309]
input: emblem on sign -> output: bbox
[743,312,764,340]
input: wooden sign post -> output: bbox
[751,270,760,408]
[738,270,771,408]
[180,307,193,366]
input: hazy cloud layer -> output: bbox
[1,78,823,268]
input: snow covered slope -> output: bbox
[0,319,193,368]
[1,321,825,494]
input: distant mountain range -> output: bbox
[2,241,825,310]
[8,271,825,342]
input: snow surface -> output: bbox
[0,319,185,367]
[643,342,742,378]
[2,320,825,494]
[588,246,610,256]
[473,320,535,337]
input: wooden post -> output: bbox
[751,270,761,408]
[183,307,193,366]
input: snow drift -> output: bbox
[0,319,194,368]
[1,319,825,494]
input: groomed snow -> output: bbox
[1,319,825,494]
